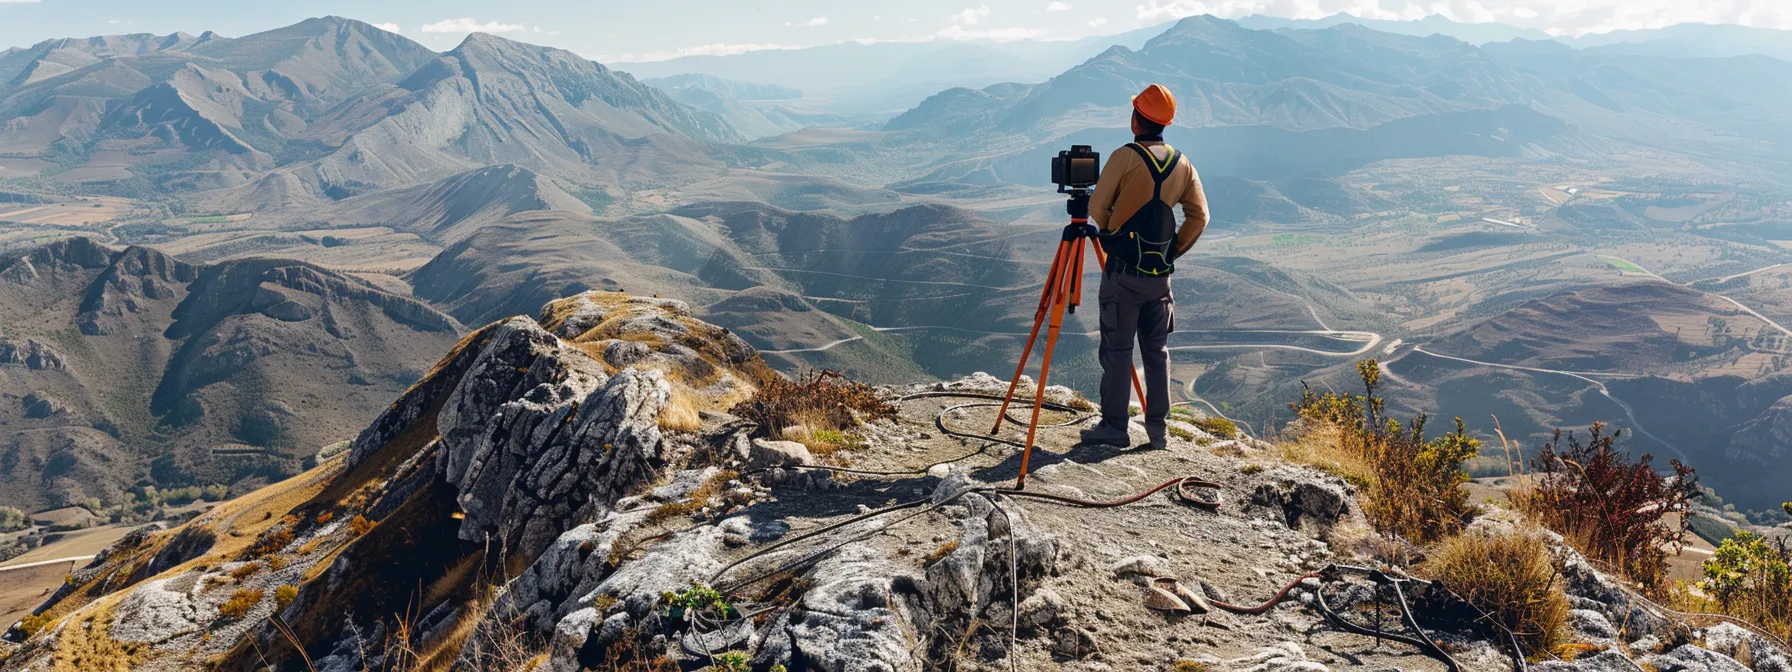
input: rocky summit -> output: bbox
[0,291,1785,672]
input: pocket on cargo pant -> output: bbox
[1099,301,1119,349]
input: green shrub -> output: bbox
[1696,531,1790,638]
[1291,360,1479,543]
[0,506,24,531]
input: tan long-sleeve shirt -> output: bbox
[1088,141,1210,259]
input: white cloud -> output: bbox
[107,19,133,25]
[1131,0,1792,35]
[936,24,1049,41]
[602,42,799,63]
[420,18,526,34]
[1047,1,1073,11]
[372,22,401,33]
[951,6,992,25]
[804,16,828,27]
[530,25,561,35]
[1089,17,1108,26]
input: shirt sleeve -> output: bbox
[1088,148,1128,232]
[1173,161,1210,259]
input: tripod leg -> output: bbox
[1017,246,1080,490]
[1069,234,1085,310]
[1088,240,1148,413]
[993,239,1070,433]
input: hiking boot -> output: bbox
[1144,425,1168,450]
[1079,423,1130,446]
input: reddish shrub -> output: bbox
[1518,423,1697,590]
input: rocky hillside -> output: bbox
[0,237,462,511]
[0,290,1783,672]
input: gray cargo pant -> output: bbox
[1097,270,1173,434]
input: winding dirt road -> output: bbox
[1405,347,1686,463]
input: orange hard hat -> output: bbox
[1132,83,1176,126]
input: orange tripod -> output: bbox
[991,214,1144,490]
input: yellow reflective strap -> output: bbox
[1130,143,1176,174]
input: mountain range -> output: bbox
[0,237,461,511]
[4,12,1792,512]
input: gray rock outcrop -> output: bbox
[1649,644,1755,672]
[0,339,67,370]
[21,391,63,419]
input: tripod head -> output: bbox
[1064,187,1092,221]
[1063,188,1097,242]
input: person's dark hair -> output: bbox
[1132,109,1165,140]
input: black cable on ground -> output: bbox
[708,497,931,590]
[1314,579,1448,658]
[716,498,954,595]
[1390,576,1463,672]
[993,476,1222,511]
[985,493,1020,672]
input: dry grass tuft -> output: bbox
[49,612,143,672]
[782,425,861,459]
[925,541,960,565]
[1171,661,1213,672]
[1420,526,1569,655]
[730,370,894,441]
[1190,417,1238,439]
[349,514,375,536]
[645,470,738,527]
[18,612,53,637]
[218,588,264,620]
[228,562,262,580]
[297,537,325,555]
[659,382,705,432]
[1280,423,1372,487]
[273,584,299,610]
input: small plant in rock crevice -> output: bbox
[661,584,737,625]
[707,650,750,672]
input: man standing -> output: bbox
[1081,83,1210,449]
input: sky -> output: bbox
[3,0,1790,61]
